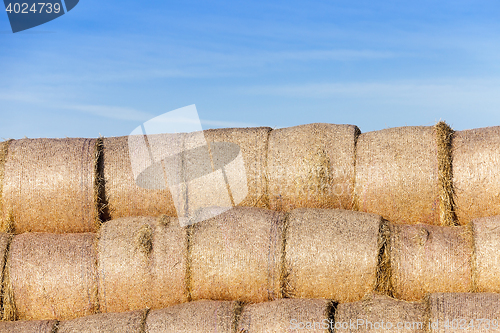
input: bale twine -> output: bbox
[6,233,98,320]
[98,216,187,313]
[284,209,382,303]
[0,233,12,320]
[335,293,426,332]
[1,138,98,233]
[203,127,271,208]
[267,123,358,212]
[238,298,333,333]
[355,126,440,225]
[390,224,473,301]
[471,215,500,292]
[103,135,179,220]
[57,309,147,333]
[428,293,500,333]
[145,300,238,333]
[0,319,57,333]
[190,207,285,303]
[452,127,500,225]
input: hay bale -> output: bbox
[202,127,271,208]
[238,298,333,333]
[57,309,146,333]
[145,300,238,333]
[98,216,187,313]
[452,127,500,225]
[335,293,425,332]
[103,135,178,220]
[355,126,440,225]
[190,207,285,303]
[0,319,57,333]
[428,293,500,333]
[471,215,500,292]
[390,224,473,301]
[7,233,98,320]
[1,138,98,233]
[284,209,382,303]
[267,123,358,212]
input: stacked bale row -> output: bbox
[2,293,500,332]
[1,123,499,233]
[1,207,500,322]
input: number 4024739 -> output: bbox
[5,2,61,14]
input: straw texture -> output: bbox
[285,209,381,303]
[103,135,178,220]
[0,319,57,333]
[0,140,11,233]
[98,216,187,313]
[471,215,500,292]
[390,224,472,301]
[452,127,500,225]
[2,138,97,233]
[7,233,98,320]
[428,293,500,333]
[335,293,426,332]
[57,309,146,333]
[238,298,333,333]
[203,127,271,208]
[190,207,285,303]
[0,233,11,320]
[145,300,238,333]
[268,123,358,212]
[355,126,440,225]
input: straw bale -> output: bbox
[355,126,440,225]
[7,232,98,320]
[98,216,187,313]
[1,138,97,233]
[190,207,285,303]
[428,293,500,333]
[285,208,381,303]
[145,300,238,333]
[268,123,358,212]
[452,127,500,225]
[335,293,425,332]
[390,224,472,301]
[0,319,57,333]
[238,298,333,333]
[471,215,500,292]
[103,135,179,220]
[203,127,271,208]
[57,309,146,333]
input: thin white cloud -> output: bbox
[66,104,154,121]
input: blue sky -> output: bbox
[1,0,500,139]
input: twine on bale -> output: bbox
[434,121,457,226]
[0,140,12,234]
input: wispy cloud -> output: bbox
[64,104,154,121]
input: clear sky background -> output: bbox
[1,0,500,139]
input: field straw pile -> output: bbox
[2,293,500,332]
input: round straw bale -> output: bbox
[7,232,98,320]
[145,300,238,333]
[267,123,358,212]
[190,207,285,303]
[390,224,473,301]
[238,298,333,333]
[203,127,271,208]
[335,293,426,332]
[428,293,500,333]
[1,138,98,233]
[98,216,187,313]
[355,126,440,225]
[0,319,57,333]
[471,215,500,292]
[103,135,178,220]
[452,127,500,225]
[285,209,382,303]
[57,309,146,333]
